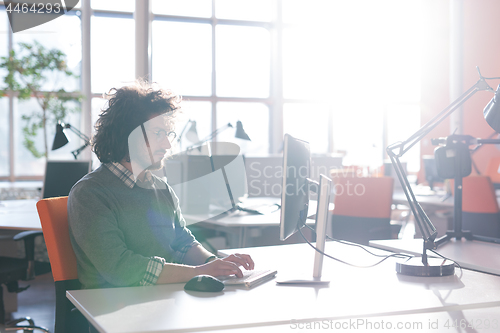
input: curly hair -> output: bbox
[92,81,181,163]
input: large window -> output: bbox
[1,0,423,180]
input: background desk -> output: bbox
[184,198,324,249]
[67,242,500,333]
[0,199,41,231]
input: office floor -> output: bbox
[6,272,56,332]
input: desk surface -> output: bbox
[370,238,500,276]
[0,199,41,231]
[67,242,500,333]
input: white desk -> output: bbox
[370,238,500,276]
[67,241,500,333]
[184,198,324,248]
[0,199,41,231]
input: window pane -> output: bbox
[91,0,135,12]
[152,0,212,18]
[91,16,135,94]
[282,0,333,24]
[282,26,332,100]
[0,98,8,176]
[215,0,275,22]
[12,13,82,92]
[216,25,270,98]
[216,102,268,155]
[283,103,329,154]
[332,102,384,170]
[176,101,212,153]
[152,21,212,96]
[14,98,82,176]
[387,105,421,172]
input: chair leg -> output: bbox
[5,316,50,332]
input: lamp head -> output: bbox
[484,84,500,133]
[52,122,70,150]
[185,121,200,143]
[235,121,251,141]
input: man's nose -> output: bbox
[162,137,172,150]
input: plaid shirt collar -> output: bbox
[105,162,155,189]
[105,162,136,189]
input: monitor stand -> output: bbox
[276,174,331,286]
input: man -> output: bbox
[68,81,254,289]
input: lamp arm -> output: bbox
[71,142,90,160]
[185,123,232,151]
[67,125,90,143]
[390,76,493,158]
[65,124,90,159]
[386,68,495,260]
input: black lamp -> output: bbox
[484,84,500,132]
[387,67,500,277]
[235,120,251,141]
[52,122,91,159]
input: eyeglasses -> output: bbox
[149,129,176,143]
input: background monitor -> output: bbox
[161,144,248,216]
[42,160,91,198]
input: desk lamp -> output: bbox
[386,67,500,277]
[185,121,251,153]
[177,120,200,150]
[52,122,91,159]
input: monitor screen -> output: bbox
[280,134,311,241]
[42,160,91,199]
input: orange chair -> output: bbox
[331,176,394,245]
[461,176,500,238]
[485,156,500,188]
[36,197,89,333]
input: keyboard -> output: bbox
[236,202,280,215]
[219,269,277,288]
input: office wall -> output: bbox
[420,0,500,176]
[463,0,500,173]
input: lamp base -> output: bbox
[396,257,455,277]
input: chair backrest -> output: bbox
[485,157,500,184]
[36,196,78,282]
[332,176,394,218]
[462,175,499,214]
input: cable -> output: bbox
[305,224,411,259]
[298,227,413,269]
[429,249,463,276]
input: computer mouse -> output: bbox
[184,275,225,292]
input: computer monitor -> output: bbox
[161,144,248,216]
[42,160,91,198]
[278,134,332,285]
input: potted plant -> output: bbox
[0,40,83,158]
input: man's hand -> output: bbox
[197,253,255,278]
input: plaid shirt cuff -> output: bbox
[140,256,166,286]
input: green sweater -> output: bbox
[68,164,198,289]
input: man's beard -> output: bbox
[147,158,165,171]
